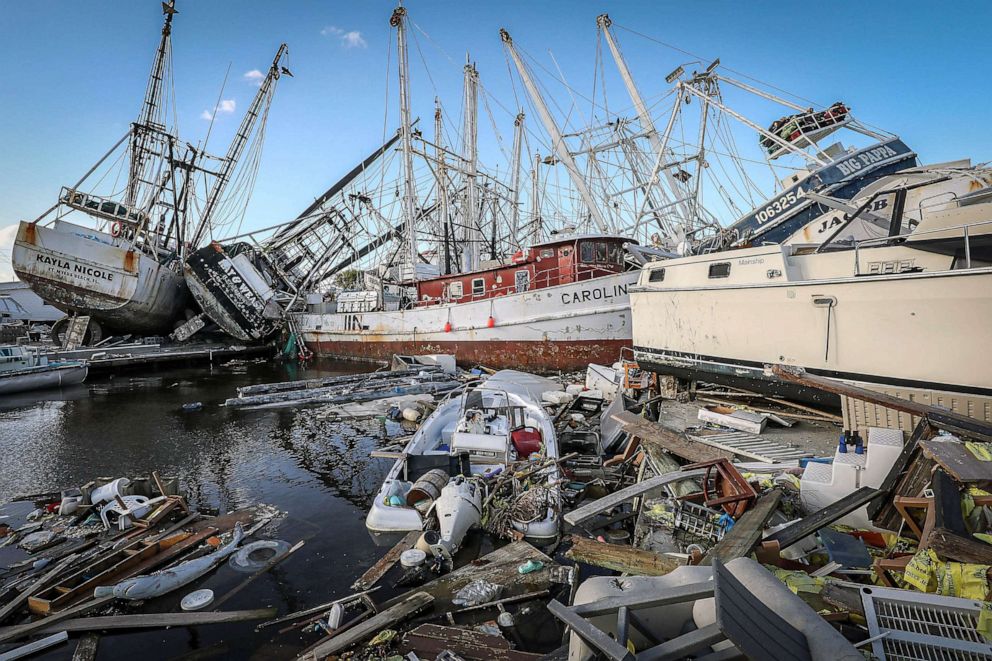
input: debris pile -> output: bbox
[3,356,989,660]
[0,472,296,659]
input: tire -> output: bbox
[49,318,69,344]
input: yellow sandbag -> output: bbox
[903,548,937,593]
[979,603,992,643]
[965,441,992,462]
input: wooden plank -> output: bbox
[0,553,80,624]
[70,633,99,661]
[564,468,707,528]
[565,535,681,576]
[611,410,733,463]
[351,531,421,591]
[12,609,277,636]
[920,437,992,483]
[764,487,880,550]
[926,469,992,563]
[29,526,217,614]
[298,592,433,660]
[398,623,542,661]
[0,631,68,661]
[701,490,782,565]
[0,596,114,644]
[771,365,992,442]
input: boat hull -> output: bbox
[0,363,88,395]
[12,221,190,334]
[631,254,992,405]
[295,271,637,372]
[184,243,283,342]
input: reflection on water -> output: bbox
[0,357,403,660]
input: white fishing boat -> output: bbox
[0,345,88,395]
[366,370,561,546]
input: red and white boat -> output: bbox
[295,234,637,371]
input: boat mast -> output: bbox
[529,151,542,245]
[460,57,480,272]
[434,99,453,274]
[127,0,177,206]
[391,6,419,282]
[509,111,525,250]
[190,43,290,248]
[500,29,612,233]
[597,14,692,233]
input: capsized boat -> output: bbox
[12,3,289,344]
[366,370,562,546]
[0,345,88,395]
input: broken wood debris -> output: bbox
[565,535,681,576]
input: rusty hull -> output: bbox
[303,337,630,372]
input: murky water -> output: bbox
[0,358,405,659]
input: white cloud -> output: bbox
[321,25,367,49]
[200,98,237,121]
[341,31,367,49]
[0,223,18,282]
[243,69,264,86]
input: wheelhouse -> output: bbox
[414,234,633,305]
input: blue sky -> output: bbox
[1,0,990,279]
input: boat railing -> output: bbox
[851,218,992,274]
[413,261,624,308]
[60,187,148,228]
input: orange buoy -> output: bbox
[444,321,452,333]
[487,316,495,328]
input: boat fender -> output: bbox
[444,321,452,333]
[487,316,495,328]
[402,407,421,422]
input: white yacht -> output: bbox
[631,187,992,407]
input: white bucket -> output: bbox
[91,477,131,505]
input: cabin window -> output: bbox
[515,270,530,293]
[708,262,731,279]
[472,278,485,296]
[608,243,622,264]
[648,268,665,282]
[596,242,608,262]
[540,249,554,258]
[448,281,463,299]
[580,242,595,263]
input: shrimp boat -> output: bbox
[12,2,289,344]
[366,370,562,546]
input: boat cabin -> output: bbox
[415,234,633,305]
[0,345,45,373]
[449,387,545,469]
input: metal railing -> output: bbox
[851,218,992,275]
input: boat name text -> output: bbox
[561,283,628,305]
[835,145,899,177]
[35,254,114,282]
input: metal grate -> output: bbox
[861,586,992,660]
[687,430,815,463]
